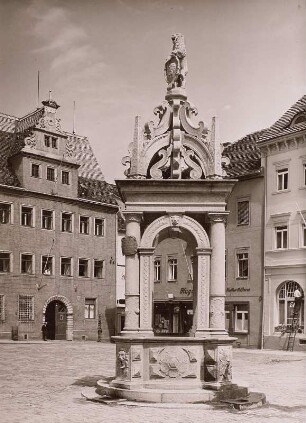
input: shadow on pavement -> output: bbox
[72,375,113,387]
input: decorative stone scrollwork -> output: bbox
[149,347,197,379]
[181,145,203,179]
[24,133,36,148]
[144,102,171,141]
[149,145,172,179]
[179,102,208,141]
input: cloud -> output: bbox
[25,1,105,78]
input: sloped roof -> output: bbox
[78,177,119,205]
[222,130,265,178]
[258,95,306,142]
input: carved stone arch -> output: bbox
[140,214,210,249]
[43,295,74,341]
[143,133,171,176]
[183,134,214,176]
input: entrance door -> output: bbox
[45,300,67,340]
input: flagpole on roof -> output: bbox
[37,70,40,108]
[73,101,76,134]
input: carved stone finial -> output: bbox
[164,33,188,91]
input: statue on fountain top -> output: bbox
[164,33,188,91]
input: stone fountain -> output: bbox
[96,34,262,405]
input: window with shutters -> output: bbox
[237,200,249,225]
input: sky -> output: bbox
[0,0,305,182]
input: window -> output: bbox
[154,258,161,282]
[51,137,57,148]
[85,298,96,319]
[303,224,306,248]
[94,260,104,278]
[276,225,288,249]
[21,206,33,227]
[42,256,53,275]
[46,167,55,181]
[80,216,89,234]
[21,254,33,274]
[0,253,10,273]
[18,295,34,321]
[277,168,288,191]
[237,200,249,225]
[234,304,249,332]
[61,257,72,276]
[31,164,40,178]
[61,171,70,185]
[0,295,4,321]
[44,135,50,147]
[79,259,89,277]
[168,257,177,281]
[62,213,72,232]
[0,203,11,224]
[277,281,304,331]
[237,251,249,279]
[304,163,306,186]
[42,210,53,230]
[94,218,105,236]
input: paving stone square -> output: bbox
[0,342,305,423]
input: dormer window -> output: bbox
[291,113,306,126]
[51,137,58,148]
[44,135,50,147]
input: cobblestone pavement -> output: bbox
[0,341,305,423]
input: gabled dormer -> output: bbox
[9,93,79,198]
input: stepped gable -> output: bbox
[65,133,104,181]
[222,130,265,179]
[258,95,306,142]
[78,177,119,205]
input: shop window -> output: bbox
[21,206,33,227]
[94,260,104,278]
[0,295,4,321]
[154,258,161,282]
[80,216,89,234]
[236,251,249,279]
[42,256,53,275]
[42,210,53,230]
[275,225,288,249]
[21,254,33,274]
[61,257,72,276]
[168,257,177,282]
[0,252,10,273]
[46,167,55,181]
[62,213,72,232]
[277,168,288,191]
[18,295,34,321]
[95,218,105,236]
[31,164,40,178]
[85,298,96,319]
[0,203,11,224]
[237,200,249,225]
[276,281,304,332]
[61,170,70,185]
[79,258,89,277]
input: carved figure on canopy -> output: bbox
[164,33,188,91]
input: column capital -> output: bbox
[207,211,229,224]
[195,247,212,256]
[123,211,143,224]
[138,247,155,256]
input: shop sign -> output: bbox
[226,287,250,293]
[180,288,193,296]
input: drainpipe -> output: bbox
[260,154,268,349]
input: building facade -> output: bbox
[258,96,306,350]
[0,98,118,341]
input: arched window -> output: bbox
[277,281,304,332]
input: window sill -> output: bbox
[236,277,249,280]
[80,233,90,236]
[272,190,291,195]
[237,223,250,227]
[154,280,161,283]
[167,280,177,283]
[60,275,73,277]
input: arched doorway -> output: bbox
[277,281,304,332]
[45,300,67,340]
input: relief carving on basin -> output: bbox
[149,347,198,379]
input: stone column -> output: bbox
[122,212,142,335]
[207,212,229,337]
[194,247,212,337]
[138,247,155,335]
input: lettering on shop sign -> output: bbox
[226,287,250,293]
[180,288,193,296]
